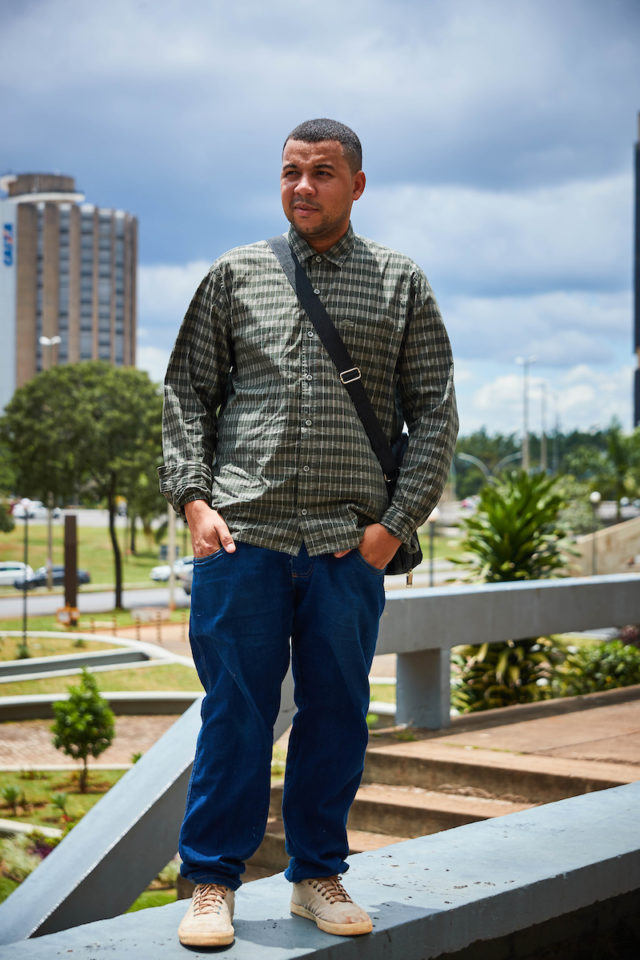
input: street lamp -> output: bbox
[515,356,536,472]
[38,336,62,588]
[589,491,601,575]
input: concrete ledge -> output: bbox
[0,691,202,721]
[0,648,148,679]
[0,782,638,958]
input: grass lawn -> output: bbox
[0,663,201,697]
[0,768,126,828]
[0,769,178,912]
[0,521,171,590]
[0,607,190,636]
[0,634,118,661]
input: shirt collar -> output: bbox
[287,223,355,267]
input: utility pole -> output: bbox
[516,356,536,472]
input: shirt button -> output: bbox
[301,508,308,516]
[306,374,313,381]
[315,256,322,262]
[303,465,310,472]
[307,330,314,337]
[305,419,312,426]
[313,288,320,295]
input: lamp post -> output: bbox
[515,356,536,472]
[427,506,440,587]
[589,490,601,575]
[39,335,61,589]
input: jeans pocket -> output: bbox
[353,549,386,576]
[193,548,225,565]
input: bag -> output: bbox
[267,235,423,580]
[384,433,423,577]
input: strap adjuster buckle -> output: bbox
[340,367,361,385]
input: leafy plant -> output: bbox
[454,470,571,582]
[452,636,567,713]
[452,472,571,713]
[51,669,115,792]
[0,835,41,882]
[51,793,69,817]
[1,785,21,816]
[554,641,640,697]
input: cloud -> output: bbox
[458,363,635,434]
[357,174,632,296]
[444,289,632,367]
[138,260,211,329]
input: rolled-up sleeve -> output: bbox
[381,269,458,543]
[158,267,232,513]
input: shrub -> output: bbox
[1,785,21,816]
[452,472,571,713]
[452,636,567,713]
[51,669,115,792]
[0,835,41,882]
[554,641,640,697]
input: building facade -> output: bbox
[0,173,137,410]
[635,115,640,427]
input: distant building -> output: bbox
[635,115,640,427]
[0,173,137,410]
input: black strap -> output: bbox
[267,235,398,480]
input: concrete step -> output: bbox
[248,816,407,875]
[363,738,637,804]
[346,782,530,837]
[269,782,529,841]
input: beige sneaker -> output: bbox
[290,875,373,936]
[178,883,235,947]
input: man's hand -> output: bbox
[184,500,235,558]
[334,523,401,570]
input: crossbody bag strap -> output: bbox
[266,235,398,481]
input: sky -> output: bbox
[1,0,639,438]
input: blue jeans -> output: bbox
[179,541,386,890]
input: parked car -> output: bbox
[12,499,61,520]
[150,556,194,582]
[0,561,34,587]
[13,565,91,590]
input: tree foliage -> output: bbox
[51,669,115,793]
[0,362,165,607]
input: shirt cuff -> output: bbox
[380,505,416,545]
[157,461,213,514]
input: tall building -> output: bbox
[0,173,137,410]
[635,114,640,427]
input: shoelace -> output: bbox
[193,883,227,915]
[310,876,352,904]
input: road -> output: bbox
[0,586,190,619]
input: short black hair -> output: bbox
[283,119,362,173]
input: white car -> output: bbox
[12,499,61,520]
[0,561,34,586]
[150,555,194,582]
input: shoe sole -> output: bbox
[290,902,373,936]
[178,927,235,947]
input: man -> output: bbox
[160,118,458,947]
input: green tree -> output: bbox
[0,362,164,608]
[451,471,571,713]
[51,669,115,793]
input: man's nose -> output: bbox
[295,173,314,195]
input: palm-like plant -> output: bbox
[456,470,570,582]
[452,471,571,713]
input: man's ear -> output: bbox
[352,170,366,201]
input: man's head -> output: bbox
[283,119,362,174]
[281,118,365,253]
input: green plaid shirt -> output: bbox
[159,224,458,556]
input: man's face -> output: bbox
[280,139,366,252]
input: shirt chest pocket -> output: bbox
[334,311,404,369]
